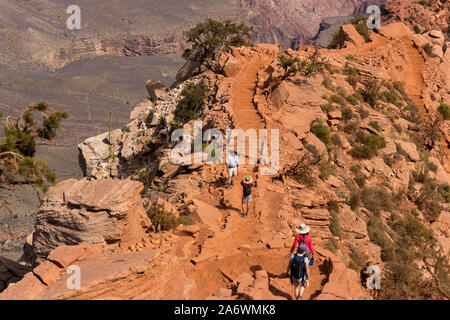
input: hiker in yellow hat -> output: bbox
[241,175,254,217]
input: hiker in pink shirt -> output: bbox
[290,224,315,261]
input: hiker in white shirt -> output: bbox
[226,151,239,187]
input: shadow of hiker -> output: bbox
[209,176,228,188]
[251,265,293,300]
[269,283,293,300]
[309,261,331,300]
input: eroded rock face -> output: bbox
[32,178,151,264]
[315,249,370,300]
[0,245,195,300]
[336,24,366,48]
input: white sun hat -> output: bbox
[295,223,311,234]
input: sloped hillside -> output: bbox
[1,21,449,300]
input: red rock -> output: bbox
[213,288,232,298]
[32,261,62,286]
[0,273,46,300]
[267,239,285,249]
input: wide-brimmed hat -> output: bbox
[243,175,253,183]
[295,223,310,234]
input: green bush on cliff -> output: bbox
[182,19,253,73]
[171,81,210,130]
[147,204,178,231]
[0,102,68,191]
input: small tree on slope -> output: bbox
[182,19,253,74]
[0,102,68,234]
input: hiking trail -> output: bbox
[184,54,328,300]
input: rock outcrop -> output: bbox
[32,179,151,264]
[0,244,196,300]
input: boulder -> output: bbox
[234,272,254,295]
[219,53,239,77]
[428,30,445,46]
[315,249,370,300]
[77,132,110,177]
[32,178,151,264]
[432,44,443,58]
[336,24,365,48]
[395,140,421,162]
[145,80,167,103]
[303,133,328,159]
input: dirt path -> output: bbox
[398,36,427,114]
[184,54,329,299]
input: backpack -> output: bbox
[243,184,252,197]
[291,254,306,280]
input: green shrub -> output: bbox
[367,216,396,261]
[292,202,303,210]
[345,55,357,61]
[349,189,361,210]
[326,237,339,253]
[311,124,332,147]
[147,204,178,231]
[402,101,421,123]
[131,168,153,195]
[336,86,347,97]
[359,80,383,107]
[341,107,354,121]
[177,215,195,226]
[354,172,366,188]
[330,94,346,106]
[347,243,368,272]
[343,121,358,133]
[360,133,385,154]
[350,145,375,159]
[360,186,394,215]
[345,95,358,106]
[437,102,450,120]
[331,133,342,146]
[382,89,402,107]
[322,77,336,91]
[319,161,334,180]
[424,202,441,222]
[383,154,394,167]
[346,75,358,89]
[393,81,405,95]
[343,65,358,76]
[422,43,436,57]
[413,25,421,34]
[354,22,371,42]
[329,210,342,239]
[320,103,334,113]
[171,81,210,130]
[358,106,369,119]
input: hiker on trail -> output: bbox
[226,151,239,187]
[286,244,311,300]
[290,224,315,263]
[241,175,254,217]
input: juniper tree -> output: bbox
[182,19,253,74]
[265,49,328,96]
[0,102,68,233]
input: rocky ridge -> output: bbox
[1,20,449,300]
